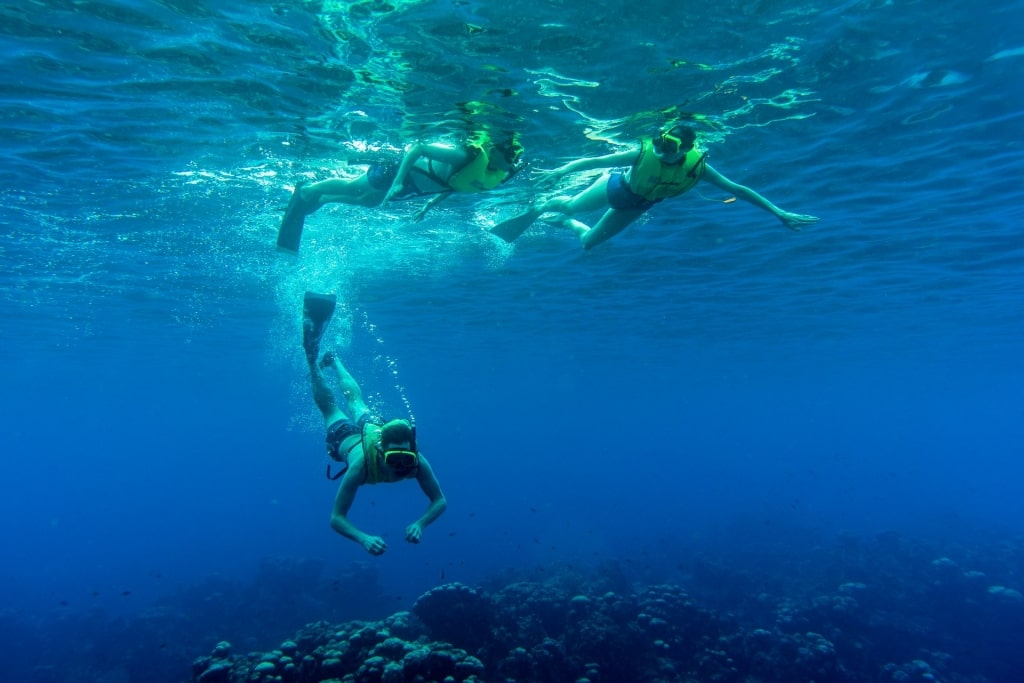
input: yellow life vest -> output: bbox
[360,420,418,484]
[627,138,707,201]
[446,140,510,193]
[361,423,384,485]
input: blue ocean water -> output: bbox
[2,0,1023,680]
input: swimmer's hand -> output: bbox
[779,211,819,232]
[533,167,568,191]
[361,534,387,556]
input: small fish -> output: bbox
[904,69,971,89]
[870,69,971,94]
[121,591,132,596]
[986,46,1024,62]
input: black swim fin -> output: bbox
[277,181,308,255]
[489,207,542,243]
[302,291,337,359]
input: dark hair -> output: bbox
[665,125,697,146]
[380,418,415,449]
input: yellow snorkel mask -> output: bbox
[379,418,419,471]
[658,126,696,156]
[383,447,419,469]
[508,134,524,164]
[496,132,524,166]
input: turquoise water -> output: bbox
[1,0,1023,678]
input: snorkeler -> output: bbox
[490,124,818,249]
[278,131,524,253]
[301,291,447,556]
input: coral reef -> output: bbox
[13,529,1024,683]
[192,535,1024,683]
[192,614,485,683]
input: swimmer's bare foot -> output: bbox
[563,218,590,238]
[539,214,587,237]
[319,351,337,370]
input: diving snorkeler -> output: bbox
[278,132,524,253]
[301,291,447,556]
[490,124,818,248]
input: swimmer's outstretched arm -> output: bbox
[702,164,819,231]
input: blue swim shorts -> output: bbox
[606,170,660,211]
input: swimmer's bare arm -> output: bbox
[412,192,452,222]
[702,163,819,231]
[405,454,447,544]
[330,460,387,555]
[536,149,639,189]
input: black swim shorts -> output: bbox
[366,163,398,191]
[606,170,660,211]
[366,162,422,199]
[325,412,374,461]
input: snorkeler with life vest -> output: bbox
[489,124,819,248]
[301,291,447,556]
[278,131,524,254]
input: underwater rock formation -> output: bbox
[185,531,1024,683]
[413,582,494,652]
[191,580,849,683]
[192,613,485,683]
